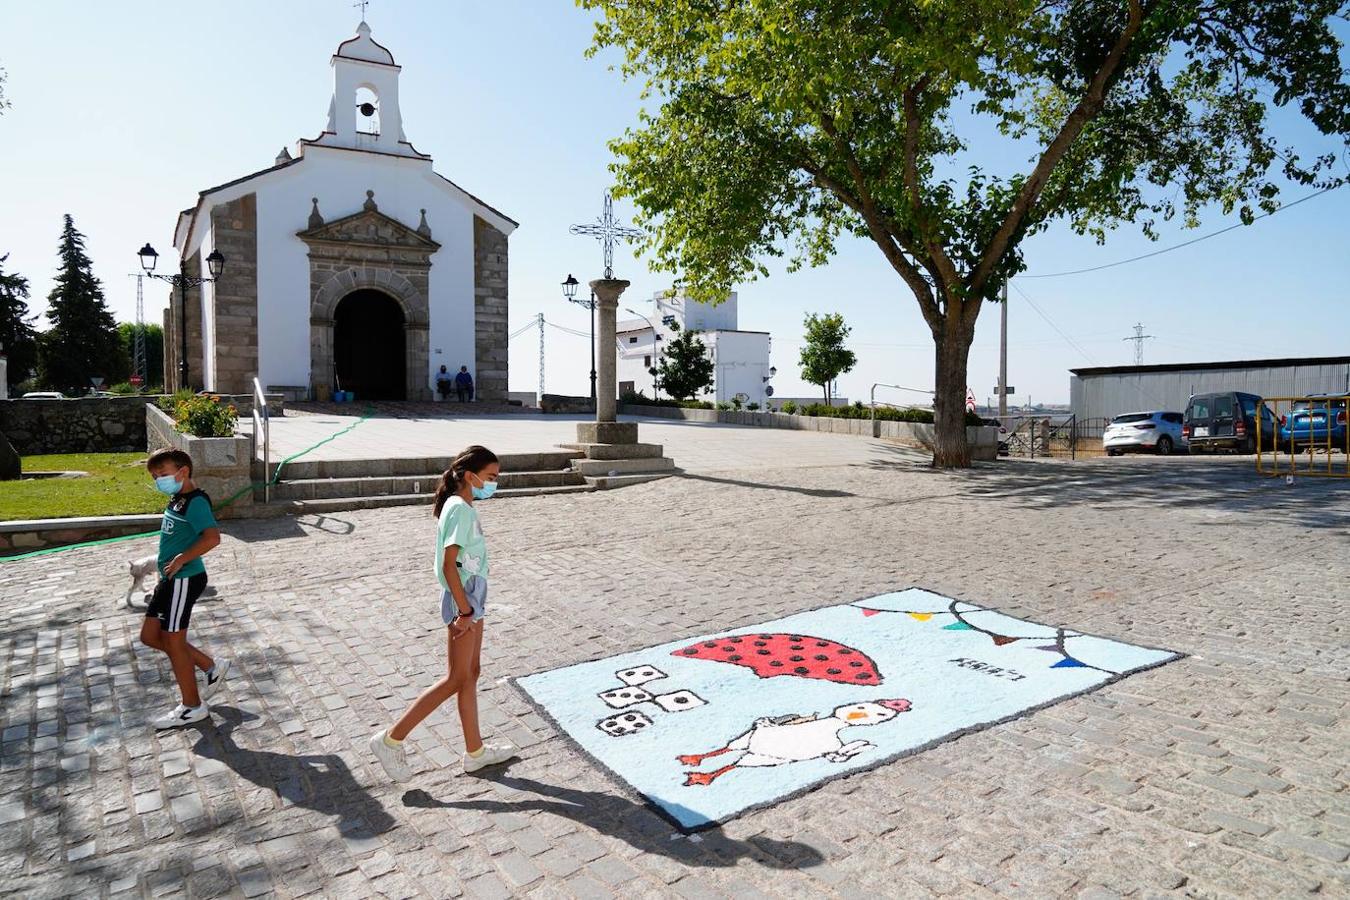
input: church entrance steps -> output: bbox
[261,482,596,517]
[286,401,538,418]
[263,450,576,481]
[269,469,586,502]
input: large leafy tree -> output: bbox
[799,312,857,404]
[0,254,39,392]
[657,324,716,400]
[39,215,127,394]
[116,322,165,390]
[581,0,1350,466]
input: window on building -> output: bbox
[644,355,651,367]
[629,336,638,344]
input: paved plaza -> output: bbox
[247,409,931,472]
[1,448,1347,898]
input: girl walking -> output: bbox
[370,445,518,780]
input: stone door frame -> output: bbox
[311,270,430,401]
[299,199,439,401]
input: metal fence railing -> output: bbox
[1257,395,1350,478]
[252,376,272,502]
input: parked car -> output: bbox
[1182,391,1276,453]
[1278,393,1349,453]
[1103,411,1186,456]
[20,391,66,400]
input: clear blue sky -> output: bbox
[2,1,1347,404]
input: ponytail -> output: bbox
[432,444,499,516]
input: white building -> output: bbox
[616,291,774,405]
[165,21,516,401]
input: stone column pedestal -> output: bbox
[579,278,635,447]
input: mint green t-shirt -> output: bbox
[158,489,217,578]
[436,496,487,591]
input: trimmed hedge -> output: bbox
[793,401,985,426]
[619,390,714,410]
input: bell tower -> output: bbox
[313,21,426,158]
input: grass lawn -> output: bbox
[0,453,164,520]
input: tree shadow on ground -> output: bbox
[916,456,1350,531]
[403,772,824,870]
[193,706,395,836]
[675,472,852,498]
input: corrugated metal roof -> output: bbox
[1071,355,1350,377]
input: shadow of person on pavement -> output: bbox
[193,706,396,836]
[402,772,824,870]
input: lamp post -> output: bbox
[138,243,225,391]
[561,273,596,404]
[624,307,664,400]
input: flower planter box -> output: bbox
[146,404,254,519]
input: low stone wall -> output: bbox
[0,394,282,456]
[0,514,160,557]
[621,404,1000,461]
[146,405,255,519]
[541,394,595,415]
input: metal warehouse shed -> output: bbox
[1069,356,1350,423]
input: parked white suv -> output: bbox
[1104,411,1187,456]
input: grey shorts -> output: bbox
[441,575,487,625]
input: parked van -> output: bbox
[1182,391,1276,453]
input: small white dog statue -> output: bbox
[126,555,158,609]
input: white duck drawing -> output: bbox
[678,698,912,786]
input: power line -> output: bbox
[1123,323,1154,366]
[1009,282,1099,365]
[1021,184,1343,278]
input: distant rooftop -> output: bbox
[1071,355,1350,377]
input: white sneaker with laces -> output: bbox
[199,658,232,702]
[369,729,413,782]
[462,742,519,773]
[153,703,209,730]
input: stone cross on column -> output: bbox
[576,277,639,445]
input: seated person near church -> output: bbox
[436,365,454,400]
[455,366,474,402]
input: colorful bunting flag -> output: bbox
[991,635,1020,646]
[907,613,934,622]
[943,622,973,631]
[1051,657,1087,668]
[861,608,881,617]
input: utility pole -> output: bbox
[128,274,147,386]
[537,312,545,403]
[998,279,1009,419]
[1124,322,1154,366]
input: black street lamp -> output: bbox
[561,273,596,404]
[139,243,225,391]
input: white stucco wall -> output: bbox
[181,145,497,395]
[707,330,772,405]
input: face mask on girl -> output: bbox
[154,473,182,495]
[469,472,498,501]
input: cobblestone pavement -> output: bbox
[1,454,1346,899]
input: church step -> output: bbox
[262,450,576,481]
[263,483,596,515]
[557,442,666,460]
[583,472,676,490]
[266,470,585,501]
[569,457,676,477]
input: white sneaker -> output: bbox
[199,658,232,702]
[369,729,413,782]
[462,742,519,773]
[153,703,209,730]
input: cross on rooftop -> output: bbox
[354,0,370,21]
[570,193,644,279]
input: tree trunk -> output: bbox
[931,327,974,468]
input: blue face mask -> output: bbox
[470,474,498,501]
[154,474,182,495]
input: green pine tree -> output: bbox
[0,253,39,392]
[38,215,127,394]
[656,324,716,401]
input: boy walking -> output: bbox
[141,449,231,729]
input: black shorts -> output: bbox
[146,573,208,633]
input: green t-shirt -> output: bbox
[436,496,487,591]
[158,489,217,578]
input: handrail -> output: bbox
[870,383,934,426]
[252,376,270,502]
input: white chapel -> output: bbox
[166,21,516,401]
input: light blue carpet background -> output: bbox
[516,588,1179,830]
